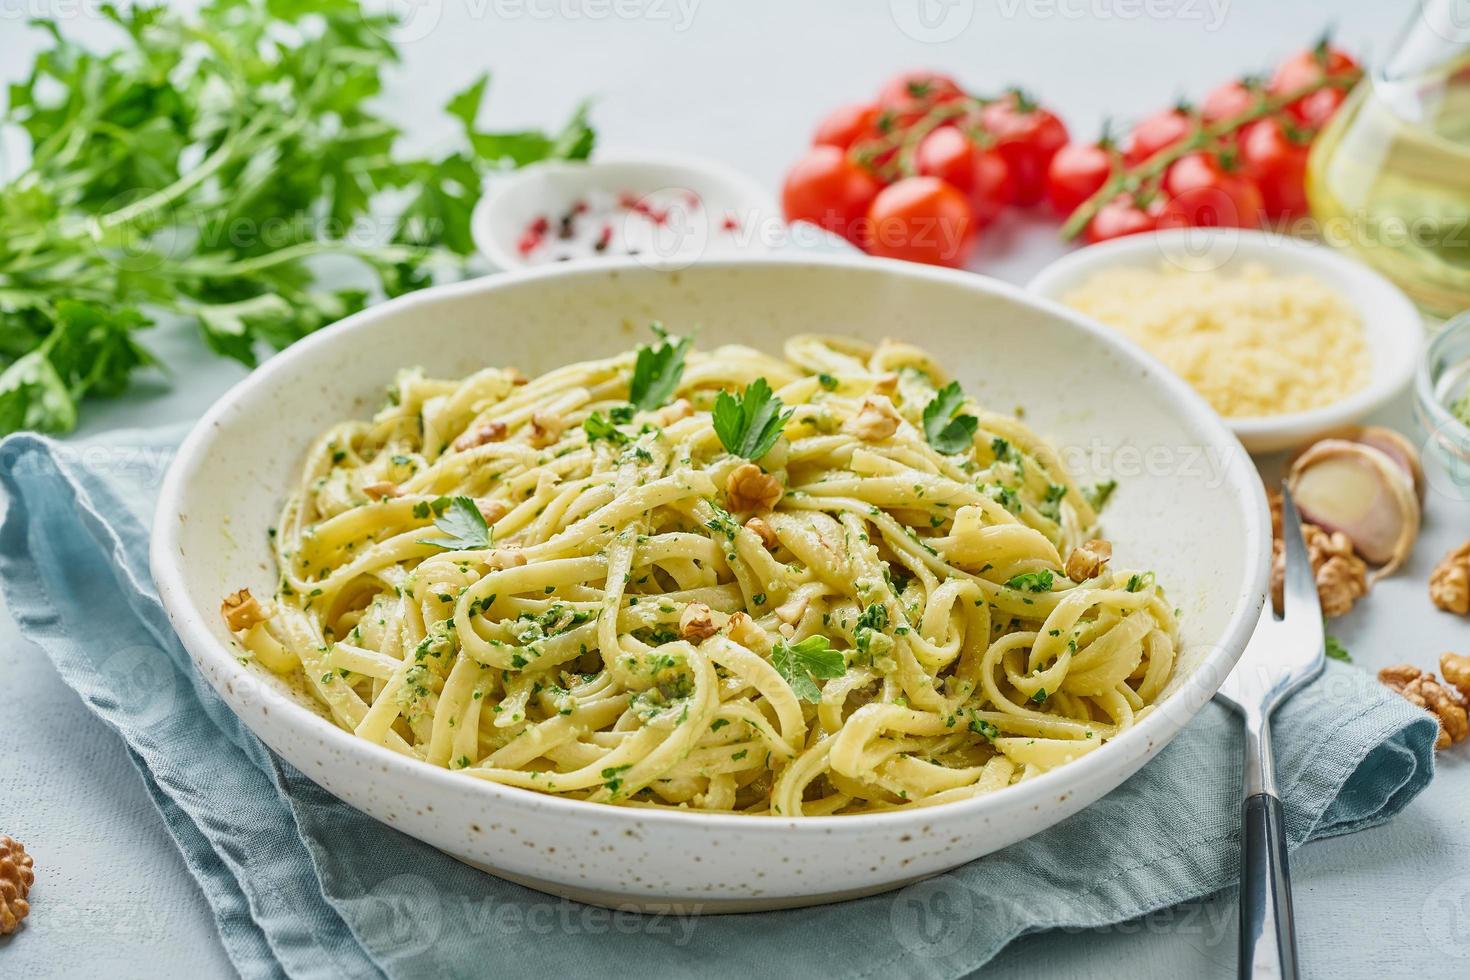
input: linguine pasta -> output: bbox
[225,330,1179,815]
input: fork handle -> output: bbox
[1238,792,1299,980]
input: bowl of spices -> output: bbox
[471,151,777,270]
[1027,229,1423,453]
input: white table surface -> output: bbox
[5,2,1470,978]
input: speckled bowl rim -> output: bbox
[152,254,1270,836]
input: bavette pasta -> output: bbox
[223,328,1179,815]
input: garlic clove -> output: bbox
[1302,425,1425,503]
[1289,439,1421,581]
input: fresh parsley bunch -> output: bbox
[0,0,595,435]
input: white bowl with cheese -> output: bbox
[1026,229,1423,454]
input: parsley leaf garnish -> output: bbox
[1084,479,1118,511]
[712,377,793,460]
[629,324,691,411]
[771,635,846,702]
[922,381,979,455]
[419,496,491,551]
[1325,634,1351,662]
[582,412,628,444]
[1004,570,1054,593]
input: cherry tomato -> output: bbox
[914,127,1014,225]
[813,102,883,150]
[781,146,881,245]
[1238,116,1311,218]
[979,92,1069,206]
[876,71,965,121]
[1269,41,1359,128]
[1084,193,1163,244]
[1046,139,1115,216]
[1202,79,1259,124]
[866,176,975,267]
[1160,152,1266,229]
[1125,107,1195,165]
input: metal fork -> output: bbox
[1214,482,1325,980]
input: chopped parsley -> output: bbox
[922,381,979,455]
[629,323,691,411]
[582,412,629,444]
[1325,634,1351,662]
[1005,570,1054,593]
[771,634,846,702]
[418,496,491,551]
[712,377,792,460]
[1084,479,1118,511]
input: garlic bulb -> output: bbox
[1289,439,1421,583]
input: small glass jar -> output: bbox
[1414,310,1470,497]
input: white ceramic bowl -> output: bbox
[1026,229,1423,454]
[152,256,1269,912]
[470,151,776,270]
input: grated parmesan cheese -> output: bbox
[1062,262,1370,418]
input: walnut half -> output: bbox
[1430,542,1470,615]
[1378,664,1470,749]
[1065,539,1112,582]
[0,835,33,936]
[725,463,783,513]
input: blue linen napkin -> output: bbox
[0,426,1438,980]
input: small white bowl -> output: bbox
[471,151,777,271]
[1026,229,1423,454]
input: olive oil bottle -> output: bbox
[1307,46,1470,318]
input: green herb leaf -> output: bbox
[628,324,691,411]
[1084,479,1118,511]
[922,381,979,455]
[1004,570,1055,593]
[419,496,491,551]
[771,635,846,702]
[1324,634,1351,662]
[712,377,793,460]
[582,412,629,445]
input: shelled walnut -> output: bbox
[0,835,33,936]
[1430,542,1470,615]
[1268,491,1369,618]
[1378,663,1469,750]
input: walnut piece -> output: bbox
[485,548,527,570]
[774,593,810,626]
[842,395,902,442]
[221,588,268,632]
[452,420,508,452]
[475,499,509,525]
[871,373,899,395]
[1430,542,1470,615]
[1441,652,1470,697]
[1269,491,1369,618]
[678,602,719,641]
[744,517,778,550]
[529,411,565,448]
[1378,664,1469,750]
[0,835,33,936]
[1065,539,1112,582]
[724,611,766,649]
[362,480,400,500]
[725,463,783,513]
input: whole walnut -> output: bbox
[1430,542,1470,615]
[0,835,33,935]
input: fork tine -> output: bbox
[1278,481,1321,622]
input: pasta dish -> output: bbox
[222,329,1179,815]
